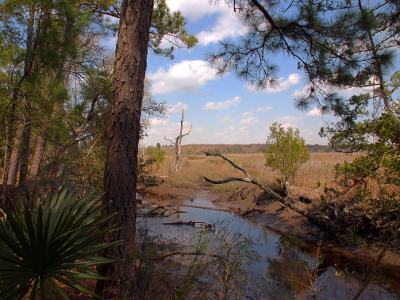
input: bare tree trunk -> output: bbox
[50,145,61,194]
[29,135,46,178]
[164,109,192,171]
[7,7,35,189]
[2,101,16,206]
[18,99,32,199]
[7,124,24,186]
[95,0,154,297]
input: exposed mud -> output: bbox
[143,182,400,271]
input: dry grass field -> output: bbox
[153,152,358,194]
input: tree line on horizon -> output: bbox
[153,143,330,155]
[0,0,399,299]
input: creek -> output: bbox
[138,190,400,300]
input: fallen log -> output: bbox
[162,220,205,226]
[178,203,232,213]
[172,208,188,214]
[153,250,219,261]
[203,152,340,239]
[147,205,166,216]
[163,220,216,232]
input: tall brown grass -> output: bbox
[152,152,357,193]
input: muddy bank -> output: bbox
[142,183,400,272]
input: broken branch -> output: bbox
[203,151,340,238]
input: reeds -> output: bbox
[153,152,358,192]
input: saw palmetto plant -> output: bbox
[0,187,120,300]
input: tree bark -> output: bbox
[2,101,16,206]
[7,124,24,186]
[29,135,46,178]
[95,0,154,297]
[7,7,35,188]
[17,101,32,199]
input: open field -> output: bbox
[152,152,358,194]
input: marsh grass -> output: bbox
[153,152,357,193]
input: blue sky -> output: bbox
[106,0,398,147]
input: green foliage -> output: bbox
[265,122,310,183]
[147,143,166,167]
[208,0,399,112]
[0,187,120,300]
[332,111,400,212]
[279,232,305,250]
[150,0,198,59]
[321,70,400,234]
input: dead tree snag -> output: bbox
[164,109,192,171]
[203,152,340,239]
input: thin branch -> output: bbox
[153,251,219,261]
[203,152,340,238]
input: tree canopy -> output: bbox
[209,0,399,112]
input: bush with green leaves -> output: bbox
[0,187,120,300]
[265,122,310,184]
[321,72,400,234]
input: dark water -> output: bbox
[139,192,400,300]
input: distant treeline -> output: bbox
[158,144,330,155]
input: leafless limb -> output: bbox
[203,152,340,238]
[164,109,192,171]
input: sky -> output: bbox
[106,0,398,147]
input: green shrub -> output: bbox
[265,122,310,184]
[0,187,120,300]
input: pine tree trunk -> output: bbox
[95,0,154,297]
[2,101,16,206]
[29,135,46,178]
[7,124,24,186]
[7,8,35,188]
[18,109,31,199]
[50,145,60,194]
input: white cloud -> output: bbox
[339,85,374,96]
[240,127,248,132]
[240,117,260,124]
[166,0,221,21]
[166,0,246,46]
[243,106,274,116]
[242,111,254,117]
[196,8,246,46]
[277,115,303,122]
[306,107,323,117]
[256,106,274,112]
[169,102,189,113]
[163,121,192,137]
[245,74,301,93]
[292,85,311,98]
[149,117,169,126]
[148,60,217,95]
[214,125,237,136]
[193,127,204,134]
[202,96,243,110]
[219,116,237,123]
[282,122,298,129]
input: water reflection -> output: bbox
[140,192,400,299]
